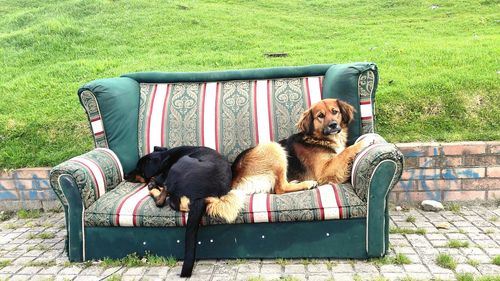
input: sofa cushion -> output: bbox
[85,182,366,227]
[137,77,325,162]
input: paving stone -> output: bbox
[403,264,429,273]
[282,273,306,281]
[192,264,214,275]
[456,263,480,274]
[121,276,143,281]
[0,265,23,274]
[79,266,104,276]
[466,254,492,263]
[381,272,409,281]
[284,264,305,274]
[308,274,331,281]
[188,274,213,281]
[55,275,76,281]
[8,275,30,281]
[237,263,260,273]
[73,276,101,281]
[123,267,147,276]
[306,263,329,273]
[330,273,356,281]
[30,275,57,281]
[379,264,404,273]
[353,262,378,273]
[260,264,282,274]
[236,272,260,281]
[143,266,170,277]
[477,264,500,275]
[330,262,354,273]
[17,266,42,275]
[0,274,11,280]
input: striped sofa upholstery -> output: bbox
[137,77,326,161]
[85,183,366,227]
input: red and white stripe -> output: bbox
[306,77,323,107]
[146,84,170,153]
[202,82,218,150]
[70,157,106,198]
[95,148,124,180]
[115,184,149,226]
[249,193,271,223]
[316,185,341,220]
[90,117,104,137]
[360,101,373,121]
[253,80,272,143]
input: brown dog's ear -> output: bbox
[296,109,314,134]
[337,100,355,125]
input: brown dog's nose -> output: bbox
[328,121,338,130]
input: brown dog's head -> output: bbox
[297,99,355,139]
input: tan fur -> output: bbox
[232,142,317,195]
[205,190,244,223]
[180,196,190,212]
[233,99,366,194]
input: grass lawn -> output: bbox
[0,0,499,168]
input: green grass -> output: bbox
[0,0,499,168]
[0,260,12,268]
[389,227,427,235]
[466,259,480,268]
[445,202,463,214]
[371,253,412,265]
[16,209,41,219]
[447,239,470,248]
[100,252,177,268]
[436,253,457,270]
[27,232,56,240]
[492,255,500,266]
[405,215,416,223]
[457,273,500,281]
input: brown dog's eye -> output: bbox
[317,112,325,119]
[332,109,338,115]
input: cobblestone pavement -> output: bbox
[0,204,499,281]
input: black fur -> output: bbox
[125,146,232,278]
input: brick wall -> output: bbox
[0,141,499,211]
[0,167,57,211]
[393,141,500,204]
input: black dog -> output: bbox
[125,146,240,277]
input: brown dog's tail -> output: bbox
[205,190,244,223]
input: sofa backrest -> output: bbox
[78,63,378,174]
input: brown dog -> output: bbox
[231,99,369,195]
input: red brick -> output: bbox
[463,155,497,167]
[417,179,461,191]
[419,157,440,168]
[441,142,486,156]
[487,166,500,178]
[393,180,418,192]
[0,168,51,180]
[444,190,486,201]
[396,142,440,157]
[442,157,462,167]
[462,178,500,190]
[397,191,443,203]
[404,157,419,169]
[487,141,500,154]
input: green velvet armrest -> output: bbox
[351,134,404,257]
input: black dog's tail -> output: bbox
[180,198,206,277]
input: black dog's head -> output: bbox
[125,146,169,182]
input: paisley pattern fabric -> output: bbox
[351,141,404,201]
[85,183,366,227]
[49,148,124,209]
[80,90,108,148]
[358,70,376,134]
[137,77,324,162]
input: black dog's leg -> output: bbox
[180,199,206,277]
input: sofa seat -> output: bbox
[85,182,366,227]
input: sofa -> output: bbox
[50,62,403,263]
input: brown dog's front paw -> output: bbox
[304,180,318,189]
